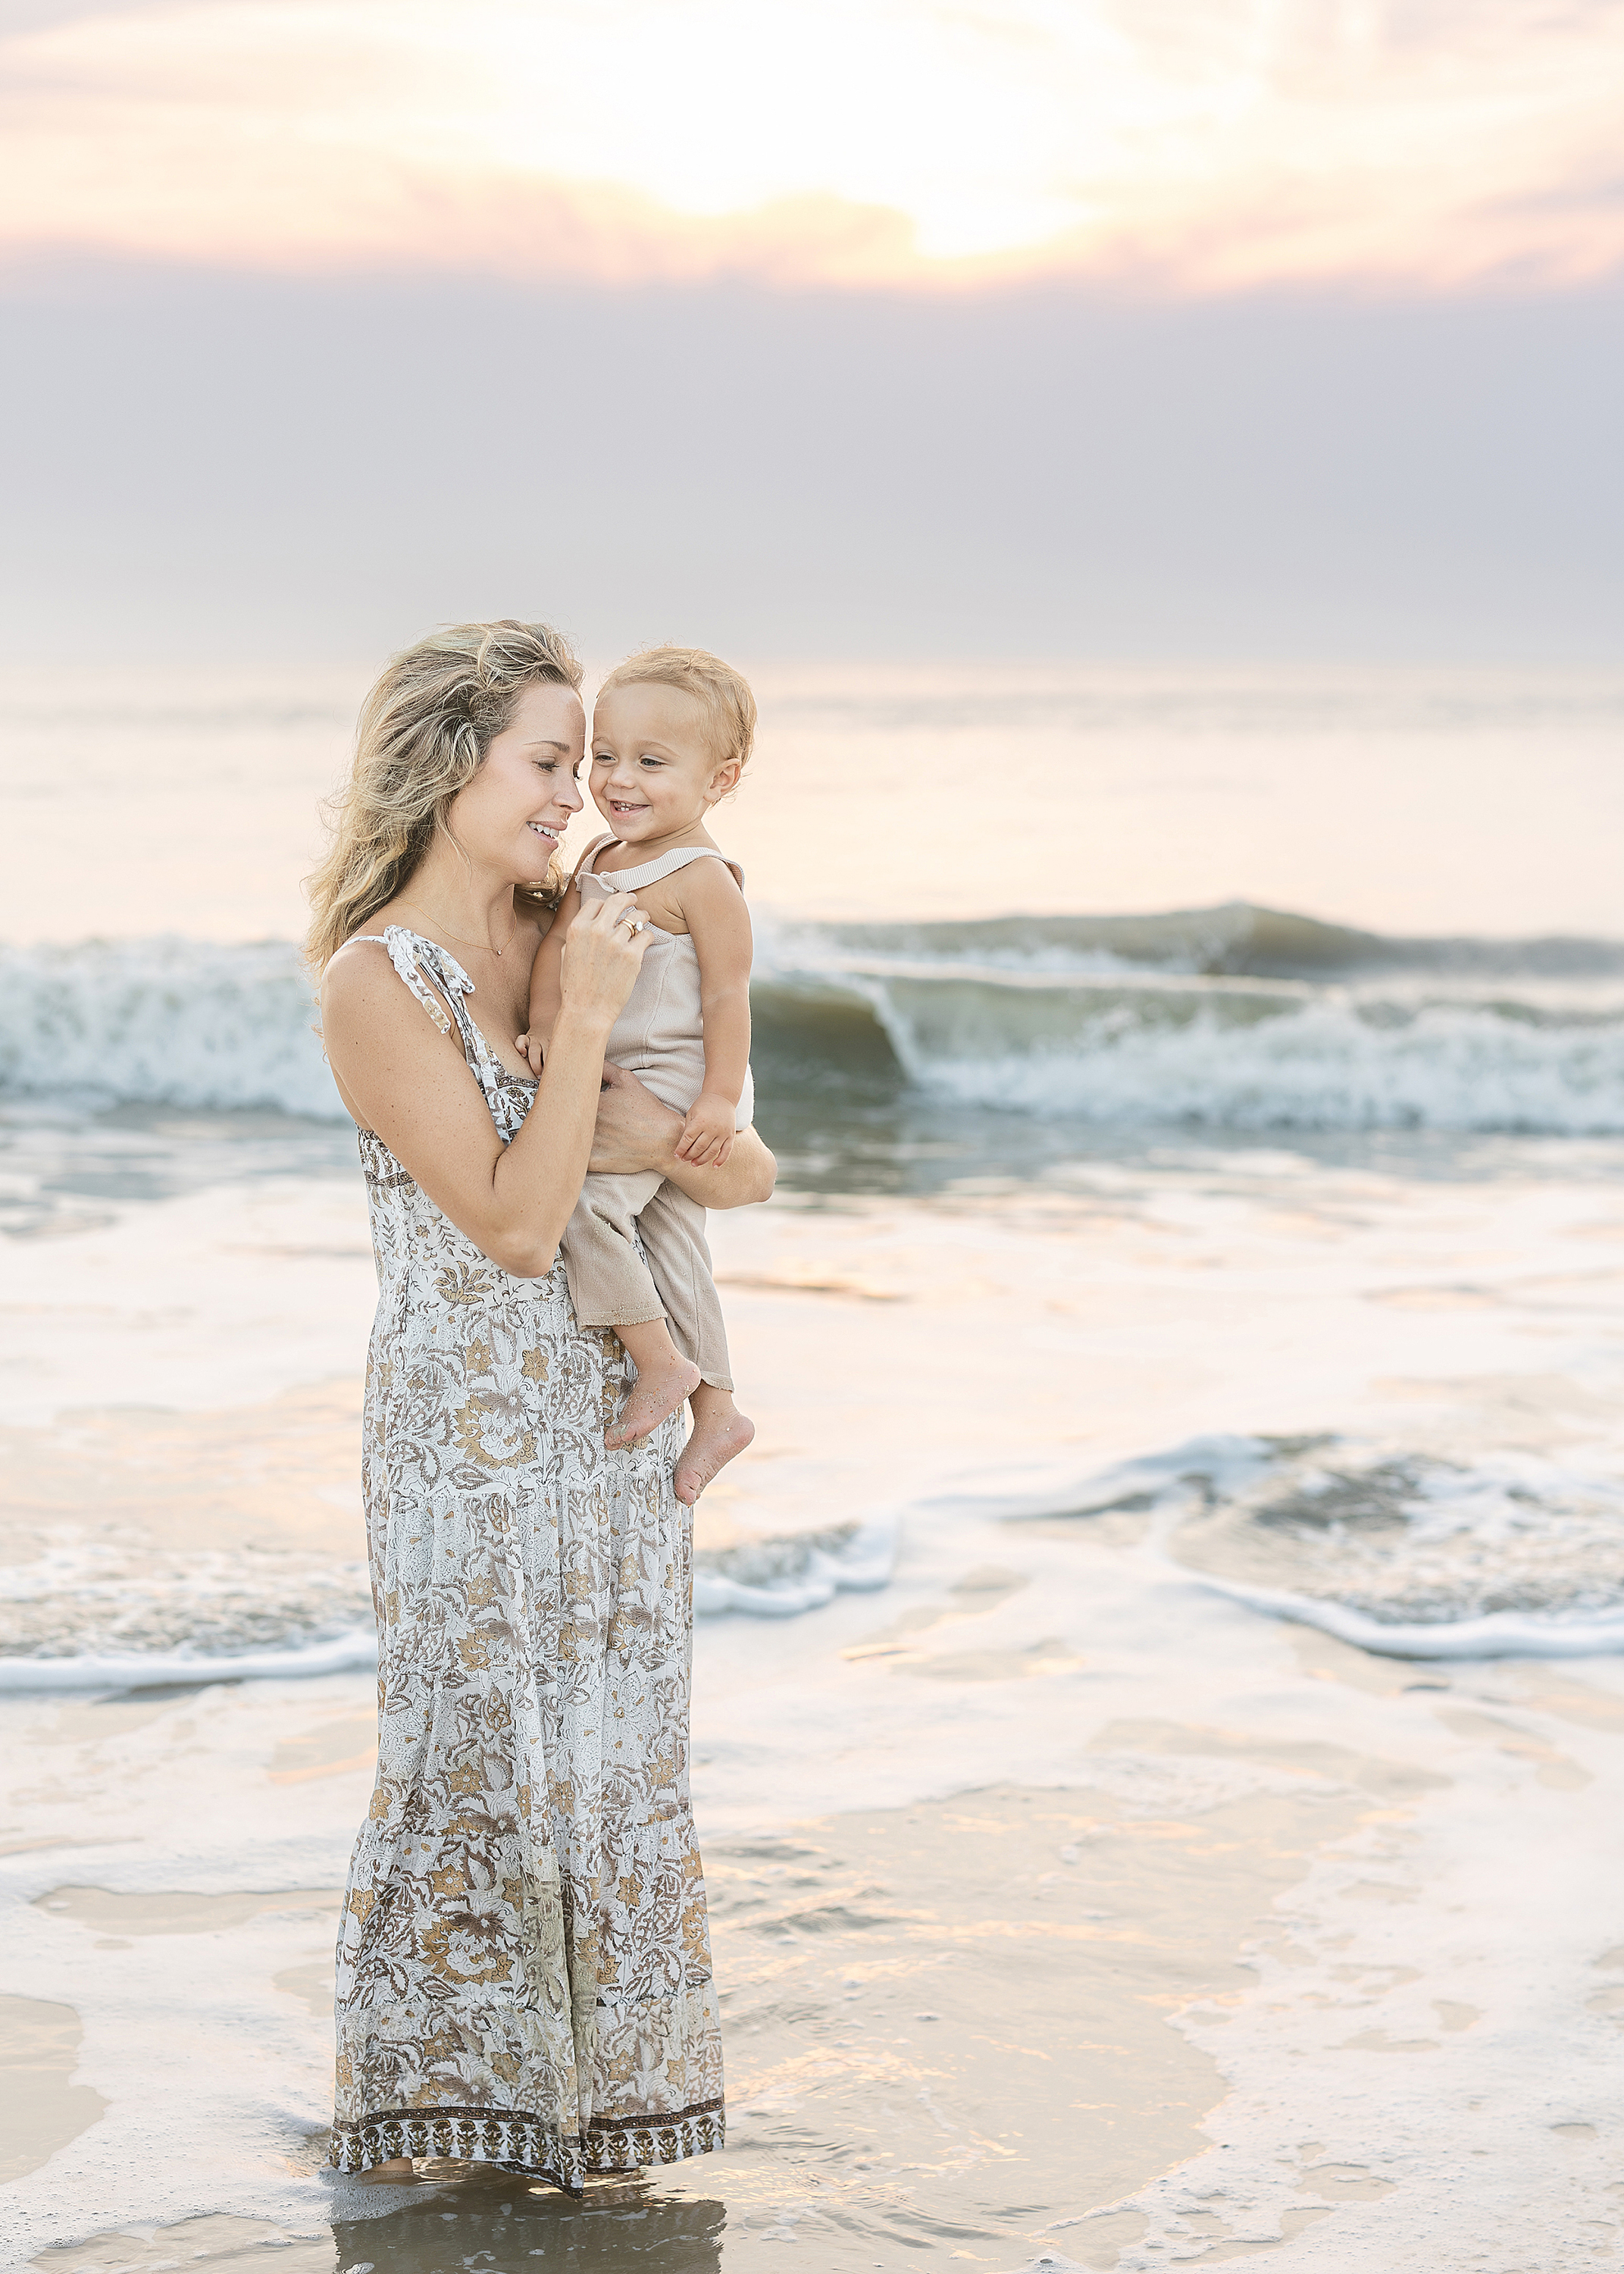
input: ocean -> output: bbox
[3,663,1623,2270]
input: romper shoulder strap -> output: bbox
[658,845,745,889]
[572,835,619,884]
[578,844,745,894]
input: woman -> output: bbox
[306,620,774,2189]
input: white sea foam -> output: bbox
[693,1514,896,1615]
[0,1630,380,1692]
[893,994,1624,1133]
[5,921,1624,1132]
[0,937,335,1117]
[0,1518,901,1690]
[1183,1577,1624,1660]
[999,1432,1624,1660]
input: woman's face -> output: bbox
[446,681,586,882]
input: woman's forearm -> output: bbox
[589,1065,776,1205]
[487,1007,615,1270]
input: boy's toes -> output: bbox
[605,1361,702,1452]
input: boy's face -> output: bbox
[589,683,739,845]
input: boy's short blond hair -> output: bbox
[596,645,757,772]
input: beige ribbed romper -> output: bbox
[561,838,754,1392]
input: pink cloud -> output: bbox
[3,0,1622,293]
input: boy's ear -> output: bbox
[706,758,743,803]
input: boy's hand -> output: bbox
[514,1030,547,1076]
[676,1092,737,1167]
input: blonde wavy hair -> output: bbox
[596,644,757,771]
[305,620,584,973]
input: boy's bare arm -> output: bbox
[674,863,753,1165]
[517,894,577,1071]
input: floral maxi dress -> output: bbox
[328,928,724,2187]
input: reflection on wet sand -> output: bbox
[331,2174,726,2272]
[0,1994,108,2184]
[26,2184,727,2274]
[681,1777,1371,2263]
[21,1770,1373,2272]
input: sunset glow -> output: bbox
[4,0,1624,290]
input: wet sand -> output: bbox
[11,1621,1624,2270]
[12,1759,1414,2270]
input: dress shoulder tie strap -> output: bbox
[346,925,481,1036]
[340,927,530,1142]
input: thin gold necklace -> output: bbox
[396,901,518,959]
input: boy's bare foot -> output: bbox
[605,1331,702,1450]
[674,1392,755,1505]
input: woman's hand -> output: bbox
[590,1063,687,1174]
[557,892,650,1029]
[592,1066,777,1206]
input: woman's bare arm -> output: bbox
[321,896,651,1276]
[590,1063,777,1205]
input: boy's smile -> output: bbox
[589,682,741,857]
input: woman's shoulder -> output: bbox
[319,930,407,1025]
[322,926,390,979]
[321,915,465,1013]
[321,931,477,1070]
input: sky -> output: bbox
[2,0,1622,664]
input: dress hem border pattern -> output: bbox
[328,2098,727,2188]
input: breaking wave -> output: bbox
[3,905,1623,1134]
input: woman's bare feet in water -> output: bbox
[358,2157,418,2183]
[674,1386,755,1505]
[605,1320,702,1450]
